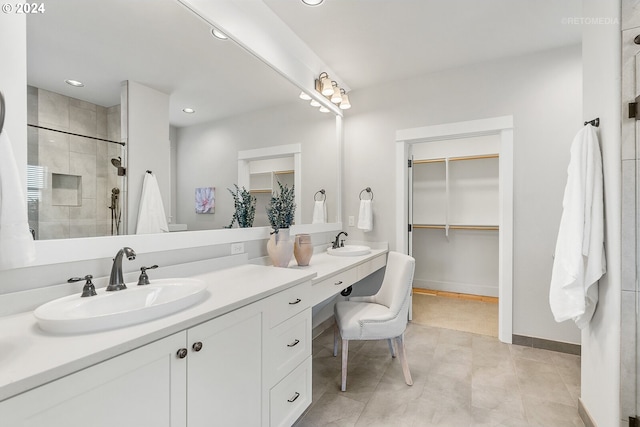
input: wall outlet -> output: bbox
[231,242,244,255]
[348,216,355,226]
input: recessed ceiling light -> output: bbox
[182,108,196,114]
[65,79,84,87]
[301,0,324,5]
[211,28,228,40]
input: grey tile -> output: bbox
[38,130,70,174]
[471,383,525,421]
[620,290,637,418]
[522,395,585,427]
[70,198,97,221]
[294,392,365,427]
[622,160,636,291]
[69,135,97,155]
[38,89,69,130]
[97,106,108,138]
[38,221,69,240]
[623,0,640,31]
[69,105,97,137]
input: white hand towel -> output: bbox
[312,200,326,224]
[549,124,606,329]
[136,172,169,234]
[357,199,373,232]
[0,131,36,270]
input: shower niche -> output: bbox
[26,86,125,240]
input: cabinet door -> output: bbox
[187,303,263,427]
[0,332,187,427]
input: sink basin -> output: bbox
[327,245,371,257]
[34,278,208,334]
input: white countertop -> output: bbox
[0,264,313,402]
[0,246,388,402]
[288,248,387,283]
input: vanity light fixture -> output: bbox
[301,0,324,5]
[302,72,352,112]
[65,79,84,87]
[182,108,196,114]
[211,27,228,40]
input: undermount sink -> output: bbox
[327,245,371,257]
[34,278,208,334]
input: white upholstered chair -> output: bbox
[333,251,415,391]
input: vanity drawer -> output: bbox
[311,268,358,306]
[264,281,311,328]
[269,357,312,427]
[357,253,386,280]
[265,308,311,386]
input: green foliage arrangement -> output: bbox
[266,182,296,234]
[226,184,256,228]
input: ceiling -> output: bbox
[26,0,582,128]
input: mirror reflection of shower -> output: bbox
[111,156,126,176]
[109,187,122,235]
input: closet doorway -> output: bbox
[395,116,513,343]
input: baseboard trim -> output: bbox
[512,334,580,356]
[578,398,597,427]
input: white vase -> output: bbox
[267,228,294,268]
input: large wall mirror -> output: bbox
[25,0,339,241]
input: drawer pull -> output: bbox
[288,298,302,305]
[287,339,300,348]
[287,392,300,403]
[192,341,203,352]
[176,348,188,359]
[334,280,343,286]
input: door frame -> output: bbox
[395,116,514,343]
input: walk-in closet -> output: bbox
[409,134,501,335]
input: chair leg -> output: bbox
[395,334,413,386]
[333,322,339,357]
[341,339,349,391]
[387,338,396,358]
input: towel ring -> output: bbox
[359,187,373,201]
[146,170,153,174]
[314,189,326,202]
[0,91,5,136]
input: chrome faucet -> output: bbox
[332,231,348,249]
[107,247,136,291]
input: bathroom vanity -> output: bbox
[0,247,387,427]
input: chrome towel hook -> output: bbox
[0,91,5,135]
[359,187,373,200]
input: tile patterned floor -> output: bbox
[294,323,583,427]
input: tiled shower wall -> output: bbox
[27,86,123,239]
[622,1,639,423]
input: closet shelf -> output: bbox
[413,153,499,165]
[413,224,499,231]
[274,170,294,175]
[249,189,273,194]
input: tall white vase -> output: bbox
[267,228,294,268]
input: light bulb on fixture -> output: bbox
[331,83,342,104]
[319,105,330,113]
[301,0,324,5]
[319,72,333,96]
[299,91,311,100]
[65,79,84,87]
[339,90,351,110]
[310,98,321,107]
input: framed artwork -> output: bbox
[195,187,215,214]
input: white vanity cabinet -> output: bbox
[0,332,188,427]
[0,281,312,427]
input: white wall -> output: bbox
[0,14,27,188]
[125,81,171,232]
[580,0,622,425]
[344,45,583,344]
[176,102,337,231]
